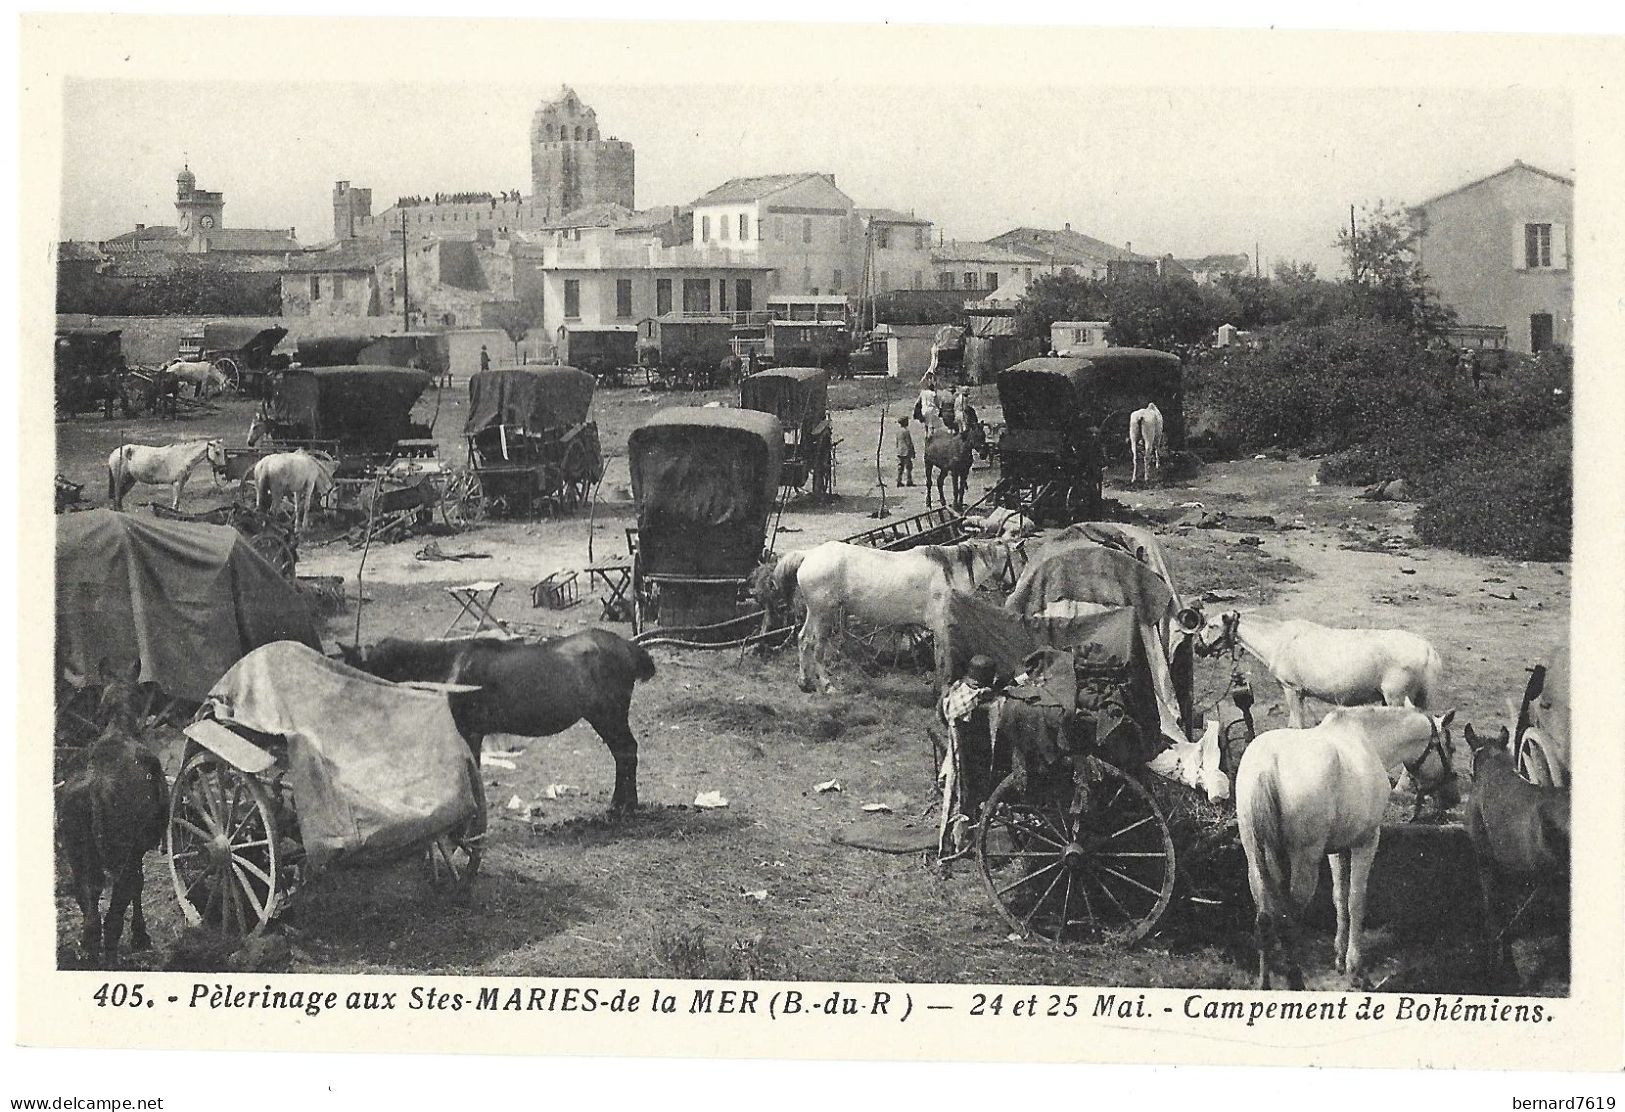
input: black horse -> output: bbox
[923,422,975,511]
[339,630,656,813]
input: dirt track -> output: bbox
[53,375,1569,990]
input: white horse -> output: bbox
[755,540,1018,693]
[251,451,337,532]
[162,360,228,398]
[1238,705,1457,989]
[1128,402,1165,484]
[106,440,225,510]
[1196,610,1443,728]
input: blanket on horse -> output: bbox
[201,641,479,869]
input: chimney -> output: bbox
[1064,222,1071,232]
[135,224,145,232]
[1126,241,1133,253]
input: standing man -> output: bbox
[895,415,916,487]
[479,344,491,373]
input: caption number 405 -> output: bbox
[91,983,150,1008]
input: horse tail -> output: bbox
[627,641,657,684]
[775,549,809,607]
[1242,764,1301,921]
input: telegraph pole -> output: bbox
[394,208,411,331]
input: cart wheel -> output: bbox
[441,472,487,529]
[212,356,242,395]
[423,771,486,890]
[168,747,282,935]
[247,529,297,578]
[977,758,1176,945]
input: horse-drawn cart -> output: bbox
[54,328,130,417]
[557,326,639,384]
[994,350,1183,526]
[462,366,604,518]
[638,315,735,388]
[627,408,783,636]
[171,641,486,933]
[177,324,290,396]
[938,523,1241,944]
[740,366,836,497]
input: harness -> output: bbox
[1402,717,1452,792]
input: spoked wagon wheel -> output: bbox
[247,529,297,578]
[422,774,487,891]
[168,747,282,935]
[977,758,1176,945]
[212,356,242,394]
[440,471,487,529]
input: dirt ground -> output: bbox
[52,372,1569,990]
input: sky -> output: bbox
[58,79,1574,276]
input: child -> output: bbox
[895,415,916,487]
[937,655,1000,857]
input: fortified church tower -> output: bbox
[529,86,635,219]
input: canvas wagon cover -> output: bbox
[294,335,381,367]
[629,408,783,576]
[56,510,320,703]
[464,366,594,435]
[203,323,287,361]
[270,365,432,444]
[740,366,828,439]
[204,641,478,870]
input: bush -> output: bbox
[1413,430,1571,560]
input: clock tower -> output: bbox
[175,164,224,240]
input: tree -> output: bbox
[1104,274,1215,350]
[1011,271,1109,348]
[1335,201,1455,338]
[485,296,542,364]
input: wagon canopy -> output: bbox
[203,323,287,362]
[464,366,595,436]
[270,364,433,445]
[294,335,382,367]
[999,349,1184,447]
[56,510,321,704]
[740,366,829,440]
[629,408,783,576]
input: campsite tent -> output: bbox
[56,510,322,703]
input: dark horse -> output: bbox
[56,661,169,964]
[923,422,974,511]
[339,630,656,813]
[1462,724,1570,981]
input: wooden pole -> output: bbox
[400,208,410,331]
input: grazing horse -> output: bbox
[163,360,228,398]
[106,439,225,510]
[1196,610,1443,730]
[55,662,169,964]
[338,630,656,813]
[923,422,975,511]
[1128,402,1165,485]
[1462,724,1570,979]
[1238,705,1458,989]
[252,451,336,532]
[754,540,1014,693]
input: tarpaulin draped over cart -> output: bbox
[740,366,829,442]
[269,364,432,446]
[1002,534,1188,746]
[203,641,478,870]
[55,510,320,703]
[464,366,595,435]
[629,407,783,577]
[202,323,287,362]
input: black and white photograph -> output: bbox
[15,12,1625,1079]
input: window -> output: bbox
[803,218,812,244]
[720,216,731,242]
[839,219,849,245]
[564,279,580,319]
[656,278,673,316]
[939,272,954,289]
[701,215,711,243]
[832,268,843,290]
[914,227,925,249]
[986,272,998,291]
[1524,222,1553,268]
[964,272,976,289]
[877,227,892,249]
[879,270,891,291]
[775,218,785,242]
[739,214,749,241]
[912,270,923,290]
[736,278,753,312]
[310,275,321,300]
[616,278,633,318]
[682,278,711,313]
[333,274,346,300]
[718,278,729,313]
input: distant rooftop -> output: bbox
[990,226,1154,265]
[691,173,834,206]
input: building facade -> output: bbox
[1407,160,1574,354]
[688,173,860,297]
[929,240,1056,301]
[989,224,1158,282]
[95,165,300,261]
[857,208,934,294]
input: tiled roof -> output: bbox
[691,173,825,206]
[990,226,1153,265]
[931,240,1039,266]
[197,228,301,252]
[103,226,182,246]
[282,245,391,273]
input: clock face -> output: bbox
[199,214,216,230]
